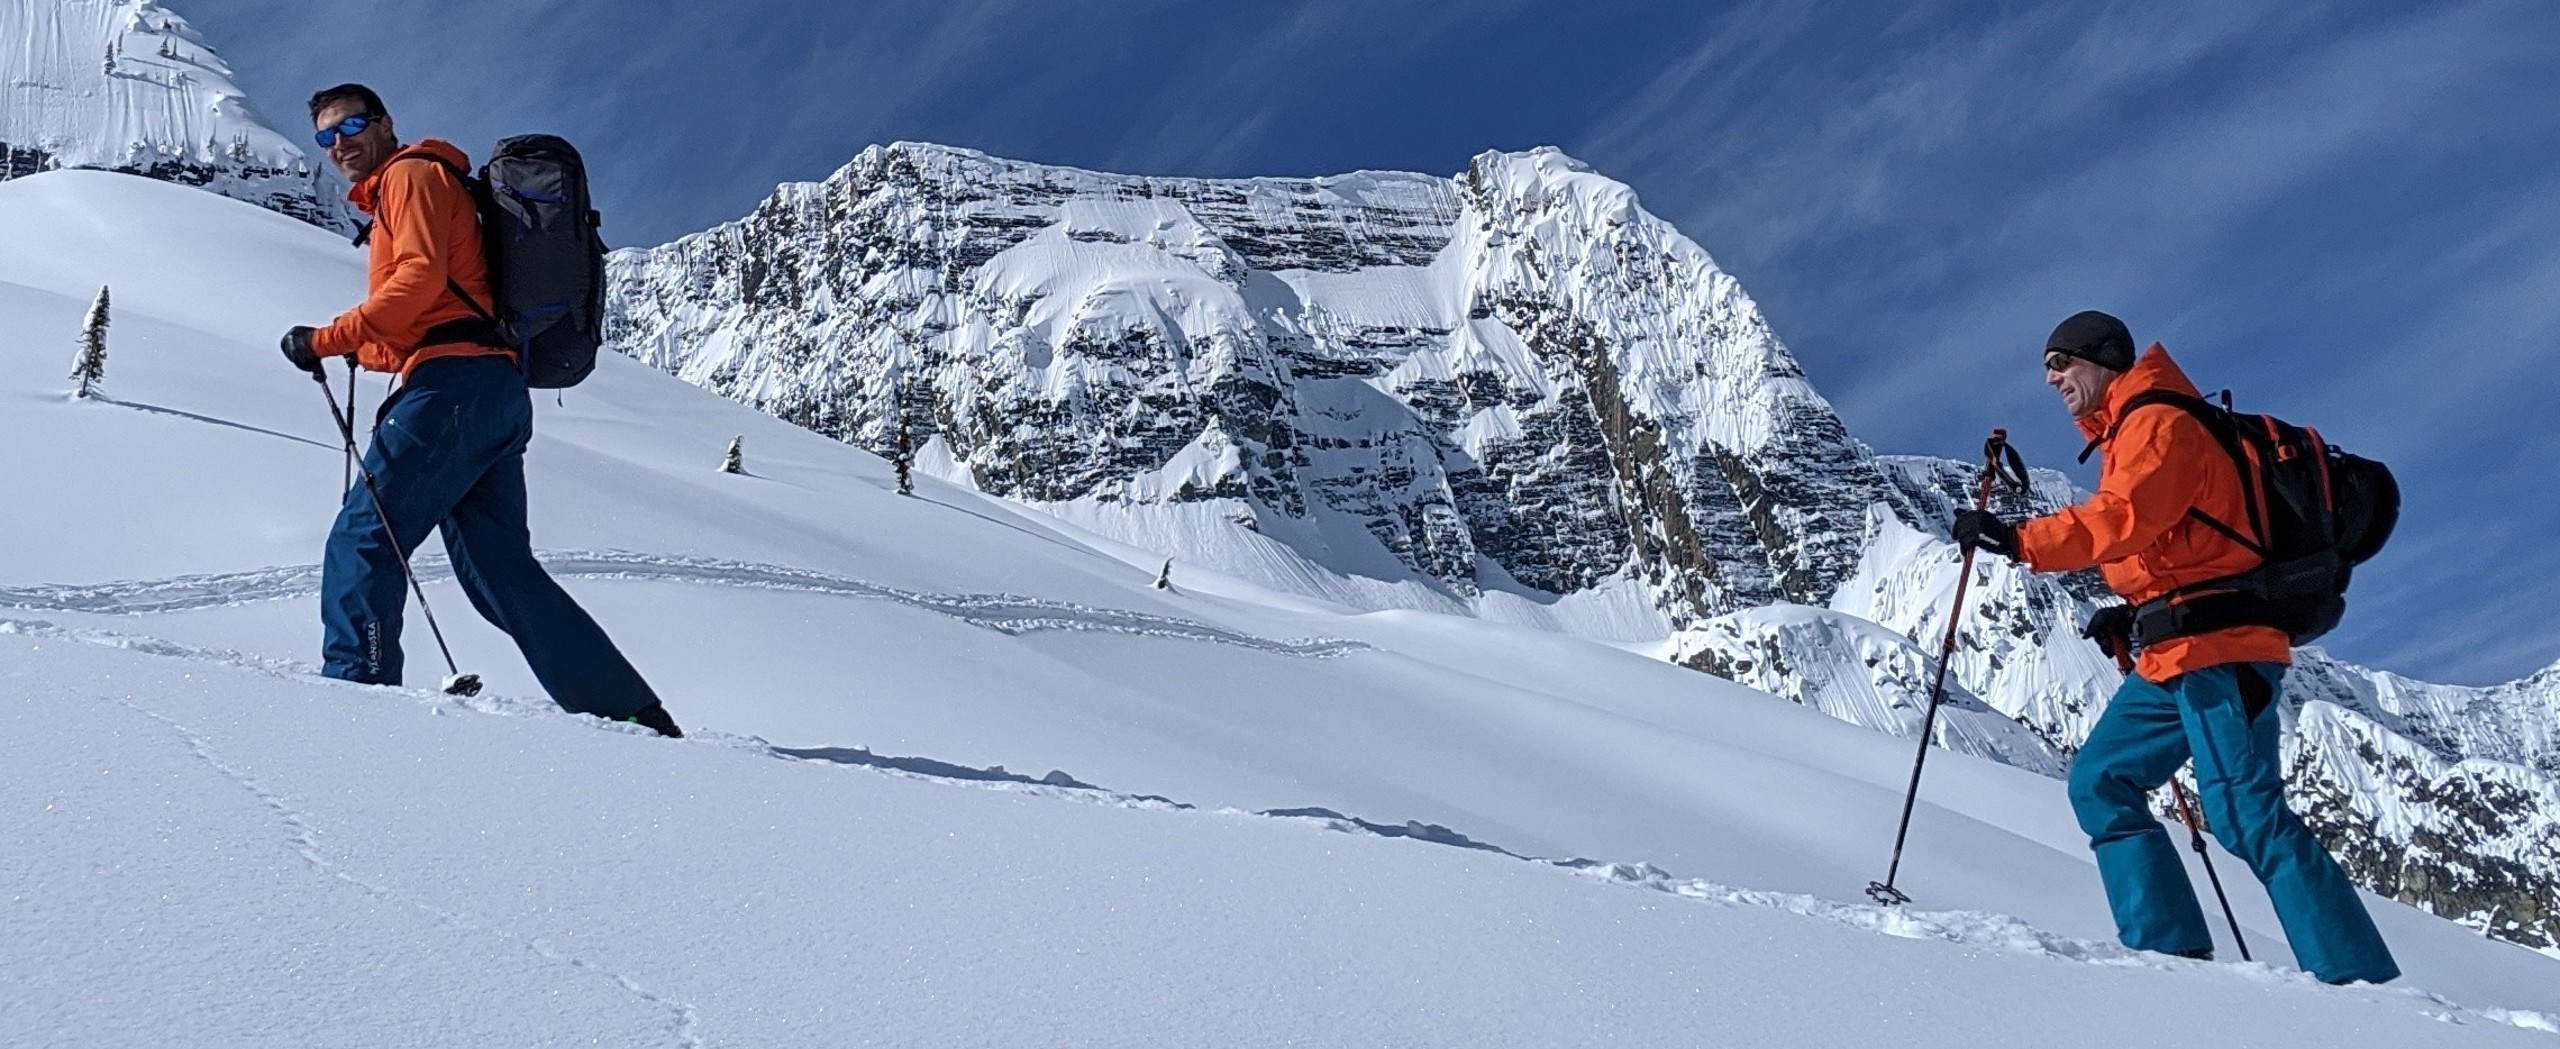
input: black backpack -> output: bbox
[399,136,606,388]
[2093,390,2399,647]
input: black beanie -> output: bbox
[2046,310,2135,372]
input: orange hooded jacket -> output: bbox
[2014,344,2291,682]
[308,139,511,378]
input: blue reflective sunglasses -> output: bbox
[313,112,378,148]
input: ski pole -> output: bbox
[312,367,481,698]
[2097,634,2252,961]
[342,359,357,492]
[2168,778,2252,961]
[1868,428,2029,906]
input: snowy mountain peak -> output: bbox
[0,0,350,232]
[609,142,1899,636]
[1472,144,1601,179]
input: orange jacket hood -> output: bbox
[2075,343,2202,444]
[2016,343,2290,680]
[310,139,508,377]
[346,139,474,212]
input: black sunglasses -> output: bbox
[314,113,379,148]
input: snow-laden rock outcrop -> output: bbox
[607,143,1904,634]
[0,0,349,233]
[1671,602,2068,778]
[2291,699,2560,951]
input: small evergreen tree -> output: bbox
[892,416,915,496]
[719,436,744,474]
[70,286,109,399]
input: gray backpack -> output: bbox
[406,135,607,388]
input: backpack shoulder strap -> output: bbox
[2077,389,2212,463]
[2091,389,2270,556]
[379,154,498,324]
[385,150,471,183]
[352,153,470,248]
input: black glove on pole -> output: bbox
[280,326,323,376]
[2082,605,2133,657]
[1869,428,2029,906]
[1952,508,2019,559]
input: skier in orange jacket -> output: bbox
[1953,311,2393,983]
[282,83,680,738]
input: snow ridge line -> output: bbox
[100,691,705,1048]
[0,550,1369,658]
[10,615,2552,1035]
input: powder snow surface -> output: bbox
[3,170,2556,1045]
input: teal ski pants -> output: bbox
[2066,661,2398,984]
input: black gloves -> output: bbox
[1951,509,2019,559]
[281,326,323,376]
[2082,604,2134,660]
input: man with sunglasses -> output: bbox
[1948,311,2394,985]
[281,83,682,738]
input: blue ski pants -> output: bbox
[319,355,661,720]
[2067,661,2397,984]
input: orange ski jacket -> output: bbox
[309,139,511,379]
[2014,344,2291,682]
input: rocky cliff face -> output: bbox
[607,143,1908,632]
[605,141,2560,954]
[0,0,351,234]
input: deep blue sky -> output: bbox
[193,0,2560,685]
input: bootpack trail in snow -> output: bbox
[0,550,1370,658]
[3,612,2554,1038]
[103,687,706,1048]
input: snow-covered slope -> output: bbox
[8,169,2560,1038]
[19,625,2560,1047]
[0,0,347,232]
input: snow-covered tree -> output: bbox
[719,436,744,474]
[892,416,915,496]
[70,286,110,399]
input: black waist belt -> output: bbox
[416,316,509,351]
[2129,550,2345,649]
[2129,587,2263,649]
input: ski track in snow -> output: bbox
[97,682,704,1048]
[4,614,2554,1038]
[0,549,1370,658]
